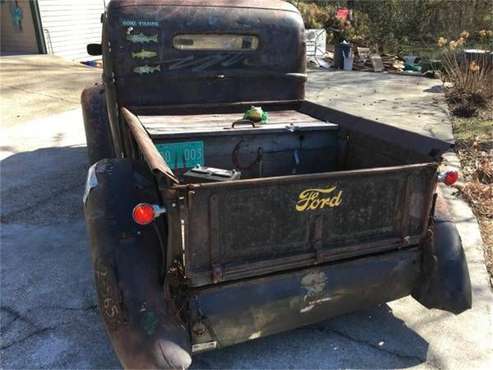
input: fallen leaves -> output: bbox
[454,125,493,283]
[461,180,493,218]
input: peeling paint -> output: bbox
[248,331,262,340]
[141,311,159,336]
[309,297,332,305]
[82,163,98,206]
[300,305,314,313]
[300,272,330,313]
[300,296,333,313]
[301,271,327,299]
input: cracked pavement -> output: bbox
[1,56,492,369]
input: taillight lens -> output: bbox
[444,171,459,186]
[132,203,155,225]
[439,170,459,186]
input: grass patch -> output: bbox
[453,117,493,144]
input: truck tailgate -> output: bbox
[174,163,437,287]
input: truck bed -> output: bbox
[124,103,450,287]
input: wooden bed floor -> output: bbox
[138,110,329,136]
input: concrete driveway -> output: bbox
[1,56,492,369]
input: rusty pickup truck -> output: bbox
[82,1,471,369]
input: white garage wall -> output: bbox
[38,0,105,61]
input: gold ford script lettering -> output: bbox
[296,186,343,212]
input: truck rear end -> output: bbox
[131,101,449,350]
[82,1,472,368]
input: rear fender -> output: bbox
[84,159,191,369]
[412,193,472,314]
[81,85,115,165]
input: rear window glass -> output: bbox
[173,34,259,51]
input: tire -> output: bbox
[81,85,115,165]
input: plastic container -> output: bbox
[343,56,353,70]
[341,41,353,70]
[334,41,352,69]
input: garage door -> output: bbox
[38,0,105,61]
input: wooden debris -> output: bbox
[351,52,406,72]
[319,48,407,73]
[370,55,385,72]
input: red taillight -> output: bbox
[444,171,459,186]
[132,203,155,225]
[439,170,459,186]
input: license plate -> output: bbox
[156,141,204,169]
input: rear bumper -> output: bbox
[189,247,421,351]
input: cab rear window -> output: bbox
[173,34,259,51]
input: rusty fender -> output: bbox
[412,191,472,314]
[81,85,114,165]
[189,248,422,350]
[83,159,191,369]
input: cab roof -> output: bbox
[108,0,299,12]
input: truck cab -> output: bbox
[82,1,471,369]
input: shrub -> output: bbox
[439,32,493,117]
[295,1,332,29]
